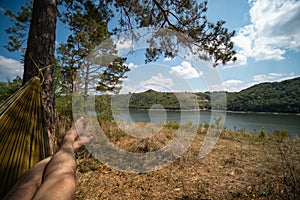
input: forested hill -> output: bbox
[113,77,300,113]
[226,77,300,113]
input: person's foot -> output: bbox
[73,116,94,150]
[59,117,94,149]
[74,132,94,150]
[74,116,89,135]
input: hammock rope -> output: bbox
[29,54,48,85]
[0,76,51,198]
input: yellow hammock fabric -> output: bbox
[0,76,51,198]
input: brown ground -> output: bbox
[74,125,300,200]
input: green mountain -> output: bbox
[112,89,202,110]
[105,77,300,113]
[226,77,300,113]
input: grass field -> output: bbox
[73,122,300,199]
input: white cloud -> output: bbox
[210,79,243,92]
[120,77,174,93]
[126,62,138,69]
[114,37,133,51]
[169,61,203,79]
[253,73,281,82]
[139,73,174,91]
[223,80,243,92]
[211,72,297,92]
[208,83,223,91]
[233,0,300,62]
[163,57,173,62]
[0,56,23,81]
[244,72,297,90]
[223,53,248,68]
[253,72,296,82]
[224,79,243,87]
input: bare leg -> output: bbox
[33,117,93,200]
[4,117,93,200]
[3,157,51,200]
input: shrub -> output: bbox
[164,121,179,129]
[272,130,289,141]
[259,127,266,139]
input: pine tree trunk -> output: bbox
[23,0,57,154]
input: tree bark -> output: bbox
[23,0,57,154]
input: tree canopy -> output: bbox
[3,0,238,121]
[4,2,32,53]
[6,0,236,68]
[226,77,300,113]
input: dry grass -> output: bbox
[74,122,300,199]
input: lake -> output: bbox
[114,110,300,137]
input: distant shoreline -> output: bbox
[126,108,300,116]
[224,110,300,116]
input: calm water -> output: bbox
[115,110,300,137]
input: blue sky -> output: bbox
[0,0,299,93]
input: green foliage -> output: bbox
[108,0,236,65]
[56,0,110,94]
[4,2,32,53]
[95,95,114,121]
[57,0,129,95]
[99,77,300,113]
[203,120,210,129]
[113,89,201,110]
[3,1,237,121]
[272,130,289,141]
[55,95,73,118]
[164,121,179,130]
[227,77,300,113]
[6,0,236,69]
[259,127,266,139]
[0,76,23,104]
[195,92,211,109]
[96,57,130,93]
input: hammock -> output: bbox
[0,76,51,198]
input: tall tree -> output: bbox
[4,0,237,150]
[23,0,57,153]
[57,0,129,97]
[109,0,237,65]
